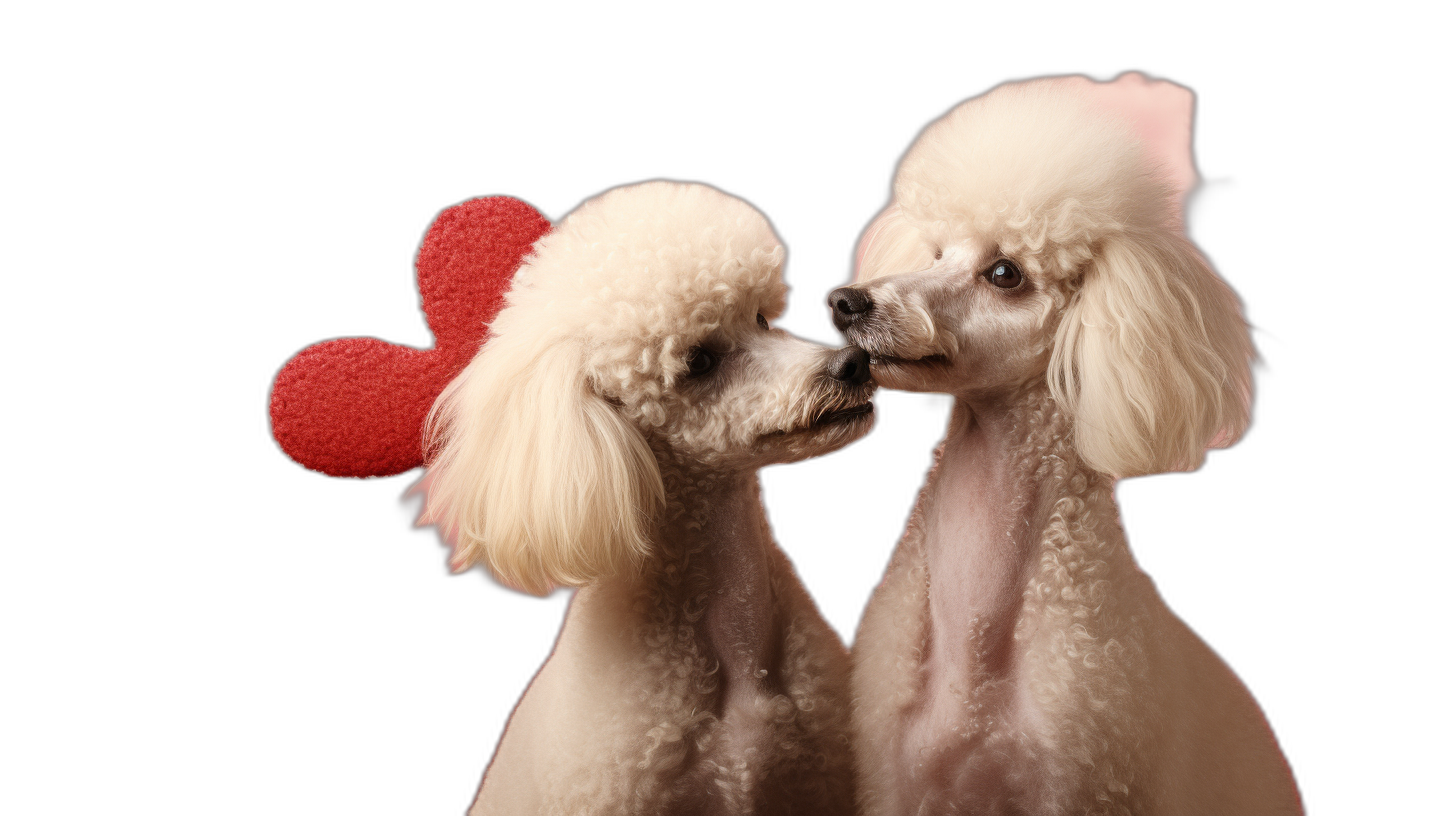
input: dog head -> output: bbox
[423,181,875,594]
[832,74,1253,478]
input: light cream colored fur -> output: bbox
[839,75,1301,814]
[424,181,874,815]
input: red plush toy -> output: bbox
[269,197,551,477]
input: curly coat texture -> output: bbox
[425,184,787,594]
[839,75,1301,814]
[857,76,1253,479]
[424,181,870,815]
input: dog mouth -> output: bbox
[811,401,875,425]
[764,399,875,440]
[869,353,949,369]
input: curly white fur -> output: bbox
[424,181,874,815]
[837,74,1301,814]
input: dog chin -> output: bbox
[806,401,876,451]
[812,400,875,425]
[757,400,876,460]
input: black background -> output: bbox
[215,46,1362,816]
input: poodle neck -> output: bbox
[650,472,782,688]
[923,384,1109,679]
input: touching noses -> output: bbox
[829,286,872,331]
[828,346,871,385]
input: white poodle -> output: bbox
[831,74,1302,814]
[423,181,875,815]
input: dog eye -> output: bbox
[757,313,769,330]
[934,249,943,261]
[686,347,717,377]
[986,260,1023,289]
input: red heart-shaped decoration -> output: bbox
[270,197,551,477]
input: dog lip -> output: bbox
[812,401,875,425]
[758,400,875,441]
[870,353,949,367]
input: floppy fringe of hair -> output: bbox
[422,335,665,596]
[1048,228,1254,478]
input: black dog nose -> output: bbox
[828,346,872,385]
[829,286,872,331]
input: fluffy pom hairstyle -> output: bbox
[859,75,1254,478]
[421,182,786,594]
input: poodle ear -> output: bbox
[421,337,665,595]
[1049,231,1254,478]
[854,204,936,282]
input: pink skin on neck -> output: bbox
[884,391,1063,806]
[921,400,1042,679]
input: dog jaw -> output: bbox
[753,381,877,465]
[866,352,953,392]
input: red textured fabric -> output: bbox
[270,197,551,477]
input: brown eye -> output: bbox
[986,260,1023,289]
[934,249,943,260]
[757,312,769,330]
[686,347,717,377]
